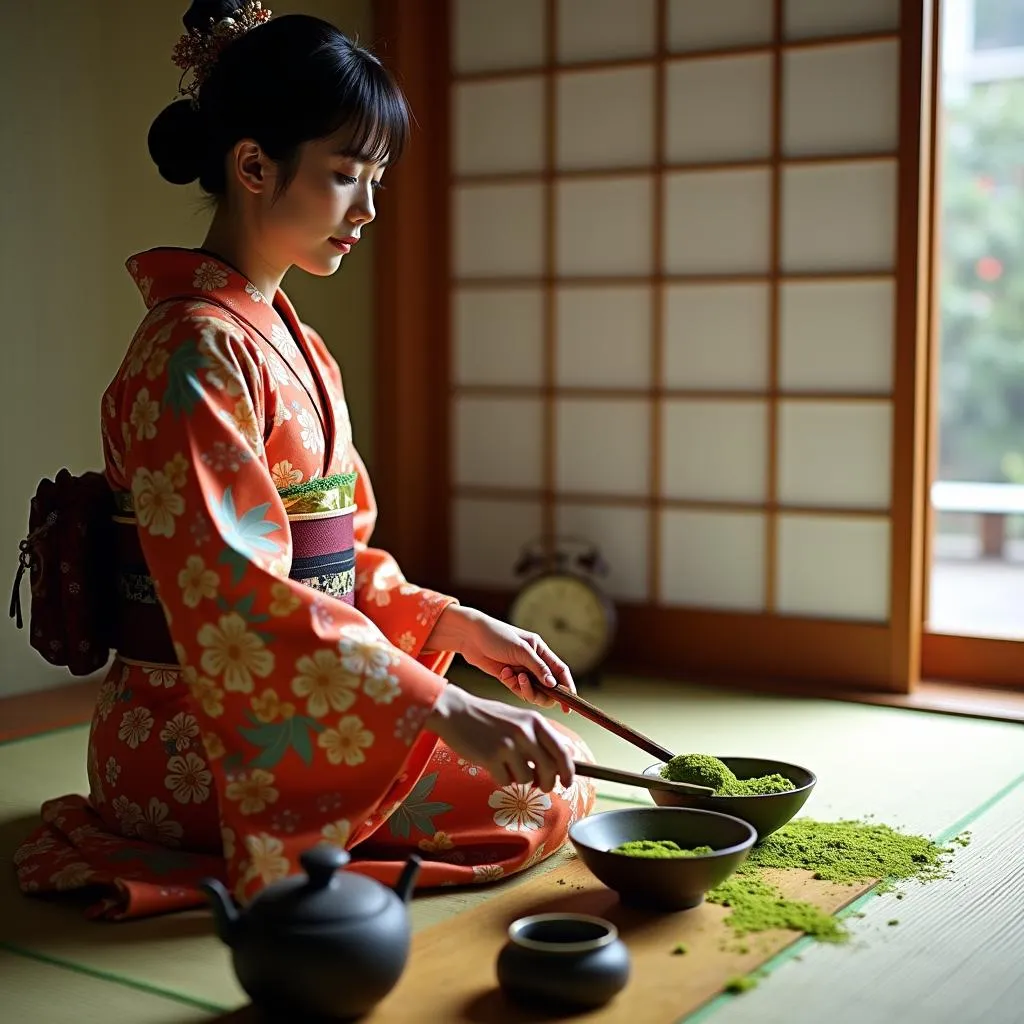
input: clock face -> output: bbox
[509,574,612,677]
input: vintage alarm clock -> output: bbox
[508,536,617,684]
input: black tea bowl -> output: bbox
[643,757,816,841]
[496,913,630,1011]
[569,806,756,912]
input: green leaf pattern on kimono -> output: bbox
[162,340,210,418]
[387,772,453,839]
[238,711,326,769]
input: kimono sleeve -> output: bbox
[119,312,446,899]
[349,447,458,675]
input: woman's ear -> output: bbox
[231,139,274,196]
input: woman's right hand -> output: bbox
[425,685,575,793]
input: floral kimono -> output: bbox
[13,248,595,920]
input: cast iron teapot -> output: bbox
[201,844,421,1021]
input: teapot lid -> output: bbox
[247,844,389,931]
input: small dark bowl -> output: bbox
[643,757,816,841]
[496,913,630,1010]
[569,806,756,912]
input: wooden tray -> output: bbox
[211,855,876,1023]
[365,856,876,1023]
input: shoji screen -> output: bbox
[446,0,929,690]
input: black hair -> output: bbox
[148,1,409,197]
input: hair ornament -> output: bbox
[171,1,273,103]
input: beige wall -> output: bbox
[0,0,374,698]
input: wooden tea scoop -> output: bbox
[573,761,715,798]
[549,682,676,763]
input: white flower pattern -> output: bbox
[488,784,552,832]
[112,795,144,836]
[50,862,95,890]
[164,751,212,805]
[271,322,300,360]
[363,673,401,705]
[193,261,229,291]
[201,441,252,472]
[394,705,431,746]
[134,798,185,847]
[143,667,179,688]
[118,707,154,749]
[160,712,200,752]
[266,351,292,385]
[297,409,324,454]
[472,865,504,883]
[339,632,396,680]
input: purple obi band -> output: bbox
[112,501,357,666]
[287,511,356,604]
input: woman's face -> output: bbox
[255,125,388,278]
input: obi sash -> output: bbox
[111,473,358,665]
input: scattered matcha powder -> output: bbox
[672,943,688,955]
[701,818,955,945]
[660,754,795,796]
[888,919,900,926]
[744,819,950,885]
[707,874,848,943]
[725,975,760,994]
[647,813,958,956]
[612,839,713,859]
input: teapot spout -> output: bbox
[200,877,241,947]
[393,854,422,905]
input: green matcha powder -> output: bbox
[660,753,795,796]
[608,752,961,968]
[612,839,713,859]
[708,818,957,944]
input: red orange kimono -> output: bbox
[13,248,595,919]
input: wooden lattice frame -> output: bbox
[374,0,940,693]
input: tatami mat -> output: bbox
[0,948,212,1022]
[0,722,621,1016]
[2,674,1023,1022]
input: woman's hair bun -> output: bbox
[147,2,262,187]
[183,0,249,35]
[148,99,206,186]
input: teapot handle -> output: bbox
[300,844,351,890]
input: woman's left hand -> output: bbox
[427,607,576,710]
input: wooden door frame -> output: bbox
[889,0,937,693]
[371,0,452,593]
[919,0,1024,690]
[372,0,951,694]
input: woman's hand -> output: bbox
[426,607,576,710]
[425,685,575,792]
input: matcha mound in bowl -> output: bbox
[569,807,756,911]
[612,840,714,859]
[661,754,796,796]
[642,755,816,842]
